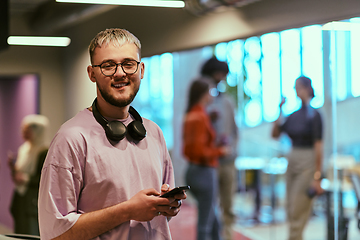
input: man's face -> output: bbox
[87,43,144,108]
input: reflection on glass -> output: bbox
[302,25,324,108]
[243,37,262,125]
[214,42,228,62]
[335,31,348,101]
[280,29,301,116]
[160,53,174,104]
[132,53,174,149]
[227,40,243,87]
[244,99,262,127]
[137,58,150,104]
[149,55,161,99]
[350,18,360,97]
[261,32,281,122]
[244,37,261,61]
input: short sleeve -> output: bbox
[38,130,85,240]
[38,165,82,239]
[313,111,323,141]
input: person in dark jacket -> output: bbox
[272,76,324,240]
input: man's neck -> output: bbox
[96,98,129,120]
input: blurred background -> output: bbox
[1,0,360,239]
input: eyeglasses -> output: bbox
[92,60,140,76]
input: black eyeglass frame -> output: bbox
[92,60,141,76]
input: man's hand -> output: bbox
[311,179,324,195]
[158,184,187,217]
[53,188,174,240]
[126,188,171,222]
[14,171,27,185]
[52,186,186,240]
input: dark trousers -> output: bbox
[186,164,222,240]
[10,190,40,236]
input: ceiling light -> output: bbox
[56,0,185,8]
[7,36,71,47]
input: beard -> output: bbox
[97,82,139,108]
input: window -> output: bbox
[350,17,360,97]
[212,24,325,127]
[234,25,324,126]
[140,17,360,148]
[132,53,174,149]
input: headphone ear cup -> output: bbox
[127,120,146,141]
[106,121,127,142]
[92,98,146,142]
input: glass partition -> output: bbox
[323,20,360,240]
[141,17,360,240]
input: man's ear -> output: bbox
[87,65,96,83]
[140,62,145,79]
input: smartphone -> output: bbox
[160,185,190,198]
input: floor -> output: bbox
[0,225,11,235]
[169,188,360,240]
[169,200,251,240]
[230,172,360,240]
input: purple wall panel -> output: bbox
[0,74,39,230]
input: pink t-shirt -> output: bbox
[38,109,175,240]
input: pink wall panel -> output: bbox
[0,74,39,230]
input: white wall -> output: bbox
[63,44,96,120]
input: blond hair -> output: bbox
[22,114,49,146]
[88,28,141,64]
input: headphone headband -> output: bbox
[92,99,109,128]
[92,98,146,142]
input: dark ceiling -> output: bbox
[9,0,260,35]
[9,0,121,34]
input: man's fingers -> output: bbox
[142,188,161,196]
[173,191,187,200]
[161,184,170,192]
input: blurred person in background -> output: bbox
[8,114,49,235]
[272,76,324,240]
[201,57,239,240]
[183,79,229,240]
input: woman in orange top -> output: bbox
[183,79,228,240]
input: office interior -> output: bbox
[1,0,360,239]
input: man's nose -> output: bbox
[113,65,126,77]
